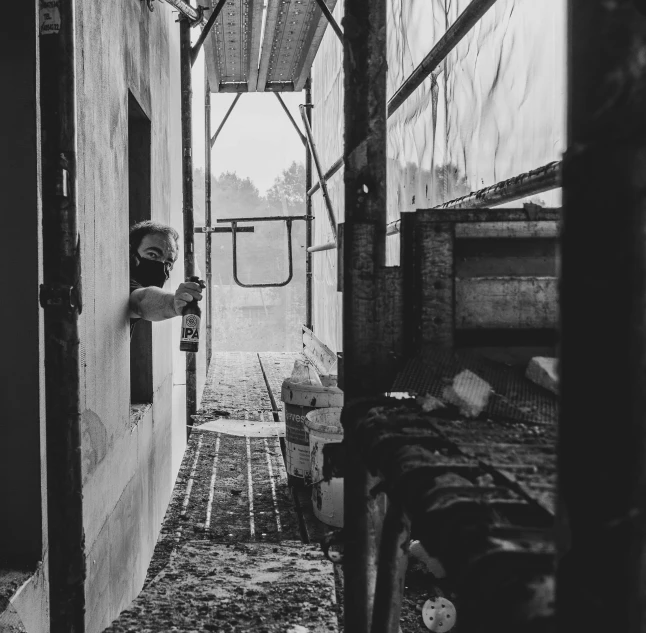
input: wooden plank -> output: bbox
[302,326,338,376]
[418,207,560,224]
[454,221,560,239]
[257,352,301,420]
[455,276,558,329]
[246,0,265,91]
[418,217,455,348]
[199,352,273,421]
[255,0,280,92]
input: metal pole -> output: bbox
[274,92,306,145]
[305,77,313,331]
[343,0,388,630]
[558,3,646,632]
[211,93,242,148]
[205,70,213,366]
[39,0,86,629]
[180,15,197,437]
[299,104,337,240]
[307,156,343,197]
[387,0,498,117]
[438,161,562,210]
[312,0,344,44]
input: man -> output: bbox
[129,220,203,335]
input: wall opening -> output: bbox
[128,91,153,405]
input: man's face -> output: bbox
[137,233,177,273]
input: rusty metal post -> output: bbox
[305,77,313,331]
[205,70,213,366]
[39,0,86,629]
[342,0,388,629]
[180,15,197,436]
[558,3,646,632]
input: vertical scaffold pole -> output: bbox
[39,0,86,629]
[305,76,313,331]
[559,3,646,632]
[180,16,196,437]
[343,0,388,630]
[205,69,213,366]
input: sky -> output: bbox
[190,51,307,196]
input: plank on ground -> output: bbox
[257,352,301,420]
[199,352,274,421]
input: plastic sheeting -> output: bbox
[310,0,566,353]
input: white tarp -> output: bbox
[310,0,566,352]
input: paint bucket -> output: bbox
[304,407,344,527]
[281,378,343,486]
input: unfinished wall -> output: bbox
[73,1,186,630]
[310,0,566,352]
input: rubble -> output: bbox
[442,370,492,418]
[526,357,559,394]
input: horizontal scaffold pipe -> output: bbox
[163,0,203,24]
[307,156,344,197]
[387,0,498,117]
[307,160,562,251]
[437,160,562,210]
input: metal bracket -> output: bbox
[39,283,81,313]
[190,0,226,65]
[232,219,293,288]
[216,215,310,288]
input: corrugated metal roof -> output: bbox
[198,0,337,93]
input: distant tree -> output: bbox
[266,162,306,211]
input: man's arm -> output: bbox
[129,281,203,321]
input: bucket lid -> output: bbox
[304,407,344,435]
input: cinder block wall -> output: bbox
[74,2,186,630]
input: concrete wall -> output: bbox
[73,1,186,630]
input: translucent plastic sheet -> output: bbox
[310,0,566,352]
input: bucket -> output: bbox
[304,407,344,527]
[281,379,343,485]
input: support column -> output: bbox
[558,3,646,632]
[305,76,313,331]
[180,17,196,436]
[205,70,213,366]
[39,0,86,629]
[342,0,388,630]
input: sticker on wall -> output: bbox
[40,0,61,35]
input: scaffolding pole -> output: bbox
[305,77,313,330]
[205,71,212,366]
[39,0,86,629]
[558,3,646,632]
[180,15,197,437]
[343,0,388,631]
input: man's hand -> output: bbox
[173,280,204,316]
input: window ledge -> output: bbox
[130,402,152,430]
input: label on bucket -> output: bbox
[284,403,313,479]
[286,442,311,479]
[285,410,309,446]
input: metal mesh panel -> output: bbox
[391,348,557,425]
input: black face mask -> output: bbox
[131,254,170,288]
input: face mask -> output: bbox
[131,254,170,288]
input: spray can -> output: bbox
[179,276,206,353]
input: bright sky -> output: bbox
[191,53,307,196]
